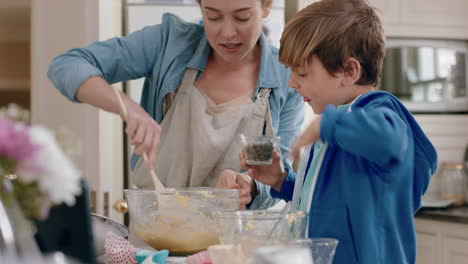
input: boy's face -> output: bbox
[288,55,350,114]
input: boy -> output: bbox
[240,0,438,263]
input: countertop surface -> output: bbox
[416,205,468,224]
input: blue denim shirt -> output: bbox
[48,13,304,209]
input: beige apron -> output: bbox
[132,68,275,188]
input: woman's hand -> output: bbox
[290,116,321,161]
[122,96,161,170]
[75,76,161,169]
[240,151,287,192]
[216,169,256,210]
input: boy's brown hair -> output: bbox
[279,0,386,87]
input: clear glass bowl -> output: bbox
[240,134,280,165]
[124,188,239,256]
[254,245,314,264]
[214,210,307,244]
[289,238,339,264]
[213,210,307,263]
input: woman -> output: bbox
[48,0,303,209]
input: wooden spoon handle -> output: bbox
[112,87,165,191]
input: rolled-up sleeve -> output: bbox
[48,25,162,102]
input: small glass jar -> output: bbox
[440,162,467,206]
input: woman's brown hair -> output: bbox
[279,0,386,87]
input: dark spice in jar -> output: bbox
[244,142,274,162]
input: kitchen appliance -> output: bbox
[380,38,468,113]
[124,187,239,256]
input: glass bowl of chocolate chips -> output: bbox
[240,134,280,165]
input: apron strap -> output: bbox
[179,68,198,93]
[256,88,271,100]
[256,88,274,136]
[162,68,198,116]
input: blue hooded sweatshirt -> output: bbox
[272,91,438,264]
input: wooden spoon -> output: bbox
[112,87,165,191]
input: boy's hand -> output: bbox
[240,151,286,192]
[216,169,256,210]
[291,116,321,161]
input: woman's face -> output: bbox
[200,0,271,64]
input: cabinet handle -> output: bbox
[113,199,128,214]
[90,191,96,213]
[104,192,110,217]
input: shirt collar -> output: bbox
[186,33,281,89]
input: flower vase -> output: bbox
[0,178,43,260]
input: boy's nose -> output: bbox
[288,77,298,90]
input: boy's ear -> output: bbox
[343,57,361,85]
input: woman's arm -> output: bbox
[48,25,164,168]
[48,25,162,102]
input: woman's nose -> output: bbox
[220,20,237,39]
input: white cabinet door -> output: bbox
[443,236,468,264]
[369,0,468,39]
[297,0,468,39]
[401,0,467,27]
[416,232,439,264]
[416,219,468,264]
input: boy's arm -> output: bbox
[320,98,409,171]
[247,168,295,209]
[269,167,296,201]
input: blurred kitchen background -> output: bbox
[1,0,468,263]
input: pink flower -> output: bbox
[0,118,42,174]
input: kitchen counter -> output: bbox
[415,205,468,224]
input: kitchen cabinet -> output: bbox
[416,231,438,264]
[0,1,30,107]
[416,218,468,264]
[443,237,468,264]
[374,0,468,39]
[297,0,468,39]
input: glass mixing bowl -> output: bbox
[124,188,239,256]
[214,210,307,244]
[289,238,339,264]
[213,210,307,262]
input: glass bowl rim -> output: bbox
[291,238,339,246]
[124,187,240,195]
[214,209,307,220]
